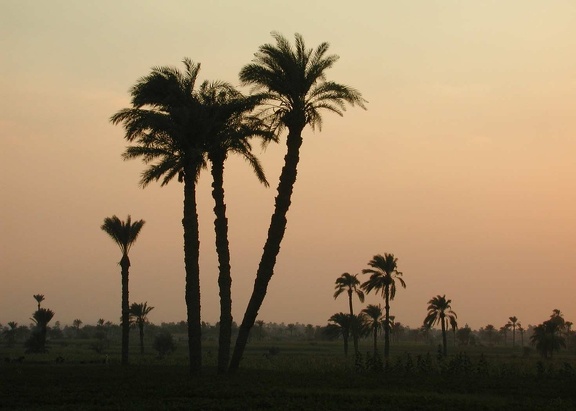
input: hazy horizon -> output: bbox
[1,1,575,331]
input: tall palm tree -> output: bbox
[111,59,205,374]
[333,272,364,355]
[423,295,457,357]
[129,302,154,354]
[199,82,273,373]
[508,316,518,348]
[101,215,145,366]
[362,304,384,357]
[33,294,45,310]
[230,33,366,371]
[361,253,406,359]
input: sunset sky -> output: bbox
[1,1,575,331]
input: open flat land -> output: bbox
[1,340,575,410]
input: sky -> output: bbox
[1,1,575,331]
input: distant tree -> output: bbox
[254,320,266,341]
[154,330,176,358]
[517,323,525,347]
[508,316,518,348]
[73,319,83,336]
[531,310,566,358]
[33,294,45,310]
[333,272,365,355]
[362,304,384,357]
[500,324,511,346]
[456,324,472,346]
[325,313,352,356]
[449,316,458,347]
[423,295,457,357]
[26,308,55,353]
[361,253,406,359]
[101,215,145,366]
[230,33,366,372]
[3,321,18,347]
[130,302,155,354]
[565,321,573,348]
[482,324,496,345]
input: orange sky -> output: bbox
[1,1,575,331]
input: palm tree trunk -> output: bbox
[183,172,202,375]
[384,287,390,359]
[373,328,378,357]
[230,128,304,372]
[441,318,447,357]
[210,155,233,374]
[139,322,144,354]
[120,254,130,366]
[348,291,359,355]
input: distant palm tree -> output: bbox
[508,316,518,348]
[449,316,458,347]
[362,304,384,357]
[423,295,457,357]
[517,323,525,347]
[101,215,145,366]
[3,321,18,347]
[130,302,154,354]
[33,294,45,310]
[29,308,55,352]
[72,319,83,337]
[334,272,365,355]
[111,59,206,374]
[361,253,406,359]
[230,33,366,371]
[531,311,566,358]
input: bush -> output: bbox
[153,331,176,358]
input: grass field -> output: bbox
[1,339,575,410]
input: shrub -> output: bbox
[153,331,176,358]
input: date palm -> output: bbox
[129,302,154,354]
[361,253,406,359]
[111,59,205,374]
[362,304,384,357]
[325,312,352,356]
[33,294,45,310]
[508,316,518,348]
[531,312,566,358]
[334,272,364,355]
[230,33,366,371]
[199,82,273,373]
[30,308,55,352]
[101,215,145,366]
[423,295,457,357]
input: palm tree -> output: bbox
[324,312,352,356]
[101,215,145,366]
[333,272,364,355]
[423,295,457,357]
[361,304,384,357]
[360,253,406,359]
[531,311,566,358]
[111,59,205,374]
[33,294,45,310]
[517,322,525,347]
[29,308,55,352]
[3,321,18,347]
[449,316,458,347]
[199,82,273,373]
[129,302,154,354]
[230,33,366,371]
[508,316,518,348]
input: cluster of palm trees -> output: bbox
[106,33,366,374]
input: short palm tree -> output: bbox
[531,310,567,358]
[423,295,457,357]
[362,304,384,357]
[129,302,154,354]
[29,308,55,352]
[230,33,366,371]
[361,253,406,359]
[508,316,518,348]
[333,272,364,355]
[101,215,145,366]
[111,59,205,374]
[325,312,352,356]
[33,294,45,310]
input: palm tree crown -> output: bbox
[100,215,145,258]
[239,32,366,132]
[333,272,365,315]
[423,294,457,356]
[361,254,406,299]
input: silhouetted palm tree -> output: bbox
[230,33,366,371]
[130,302,154,354]
[3,321,18,347]
[449,316,458,347]
[423,295,457,357]
[111,59,206,374]
[199,83,273,373]
[325,312,353,356]
[531,311,566,358]
[33,294,45,310]
[29,308,55,352]
[508,316,518,348]
[362,304,384,357]
[101,215,145,366]
[334,272,364,355]
[361,253,406,359]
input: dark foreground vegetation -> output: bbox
[1,340,575,410]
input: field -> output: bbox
[1,339,575,410]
